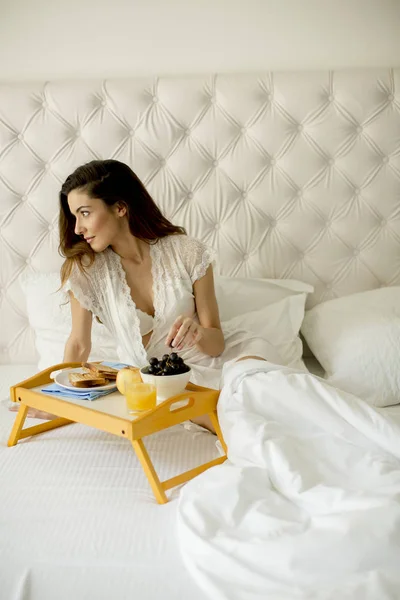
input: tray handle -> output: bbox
[9,362,82,402]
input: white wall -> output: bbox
[0,0,399,80]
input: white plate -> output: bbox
[54,367,118,392]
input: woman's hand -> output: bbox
[165,315,204,351]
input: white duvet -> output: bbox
[178,360,400,600]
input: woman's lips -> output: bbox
[85,237,95,244]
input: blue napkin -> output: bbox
[99,361,131,370]
[40,383,116,401]
[41,361,132,401]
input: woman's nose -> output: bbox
[74,219,84,236]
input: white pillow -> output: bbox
[20,272,119,371]
[215,276,314,368]
[301,287,400,408]
[215,276,312,321]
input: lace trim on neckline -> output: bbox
[110,250,148,363]
[110,243,164,359]
[150,240,165,332]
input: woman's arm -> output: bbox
[192,265,225,356]
[165,266,225,357]
[63,291,93,362]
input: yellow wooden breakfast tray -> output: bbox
[7,362,228,504]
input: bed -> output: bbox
[1,69,400,599]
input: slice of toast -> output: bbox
[69,372,109,388]
[82,362,118,380]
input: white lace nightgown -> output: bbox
[66,235,282,390]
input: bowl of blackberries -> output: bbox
[140,353,191,402]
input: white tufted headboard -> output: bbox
[1,69,400,364]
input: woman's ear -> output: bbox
[115,202,127,217]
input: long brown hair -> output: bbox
[59,159,186,285]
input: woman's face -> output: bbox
[67,190,124,252]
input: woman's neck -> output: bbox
[111,233,148,264]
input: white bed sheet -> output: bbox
[178,359,400,600]
[0,365,214,600]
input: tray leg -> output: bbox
[7,404,29,446]
[8,404,73,446]
[15,418,73,442]
[131,438,168,504]
[209,409,227,455]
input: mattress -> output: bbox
[0,365,214,600]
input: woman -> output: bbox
[19,160,282,426]
[60,159,226,382]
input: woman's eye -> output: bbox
[81,211,90,217]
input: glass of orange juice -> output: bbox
[125,382,157,413]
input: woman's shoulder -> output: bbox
[69,248,111,282]
[65,249,114,311]
[159,234,217,281]
[160,233,209,253]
